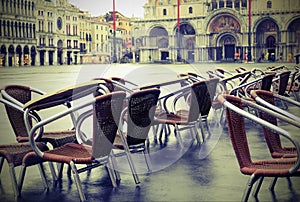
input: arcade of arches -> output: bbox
[135,14,300,63]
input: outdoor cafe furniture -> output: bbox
[218,94,300,202]
[23,80,126,201]
[1,85,76,148]
[0,103,49,198]
[113,88,160,175]
[154,79,219,148]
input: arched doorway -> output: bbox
[0,45,7,67]
[57,40,63,65]
[176,23,196,62]
[8,45,14,67]
[287,18,300,62]
[23,46,29,65]
[16,45,22,66]
[266,35,276,62]
[149,26,169,61]
[208,14,241,62]
[31,46,36,66]
[218,34,236,61]
[255,19,279,62]
[39,50,45,66]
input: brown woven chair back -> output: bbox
[188,78,219,121]
[3,85,33,139]
[200,78,219,117]
[92,91,126,159]
[221,95,252,169]
[261,73,275,91]
[277,71,291,95]
[126,88,160,146]
[252,90,285,155]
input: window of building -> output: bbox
[219,0,224,8]
[189,7,193,14]
[242,0,247,7]
[234,0,240,9]
[163,8,167,16]
[226,0,232,8]
[267,1,272,8]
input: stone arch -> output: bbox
[0,45,7,66]
[8,45,15,66]
[30,46,36,66]
[216,33,237,61]
[23,45,29,65]
[208,13,241,34]
[255,18,279,62]
[149,26,169,48]
[16,45,22,66]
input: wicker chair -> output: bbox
[154,79,218,147]
[113,88,160,177]
[0,138,49,198]
[285,69,300,101]
[1,95,50,197]
[250,90,300,159]
[218,94,300,202]
[175,77,219,141]
[25,89,126,201]
[1,85,76,147]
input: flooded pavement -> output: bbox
[0,63,299,201]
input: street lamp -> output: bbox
[247,0,252,62]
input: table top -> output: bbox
[133,76,190,90]
[24,80,106,110]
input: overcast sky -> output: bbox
[68,0,148,17]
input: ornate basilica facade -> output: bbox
[132,0,300,63]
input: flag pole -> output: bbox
[247,0,252,62]
[113,0,117,63]
[177,0,181,62]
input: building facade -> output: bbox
[132,0,300,63]
[1,0,300,66]
[0,0,37,66]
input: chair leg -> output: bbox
[0,157,4,174]
[49,162,57,181]
[242,174,260,202]
[110,152,121,182]
[18,165,26,193]
[125,151,140,184]
[69,161,86,202]
[8,163,20,198]
[192,125,201,144]
[106,158,117,187]
[174,125,184,148]
[269,177,278,191]
[204,118,212,138]
[143,150,152,173]
[57,163,64,180]
[198,119,206,142]
[253,176,264,198]
[38,163,49,189]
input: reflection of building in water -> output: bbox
[132,0,300,63]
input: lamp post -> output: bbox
[112,0,117,63]
[247,0,252,62]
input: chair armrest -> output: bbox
[218,95,300,174]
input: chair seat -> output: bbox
[0,142,48,167]
[42,143,93,164]
[16,130,76,148]
[155,113,189,125]
[242,158,300,176]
